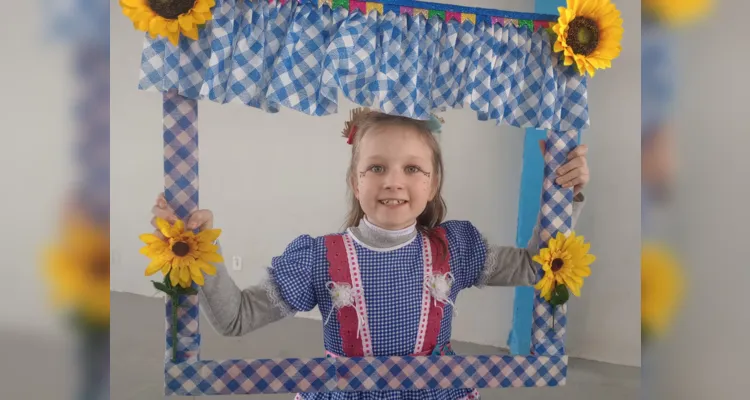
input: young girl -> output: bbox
[150,110,589,400]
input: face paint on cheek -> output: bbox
[421,177,431,193]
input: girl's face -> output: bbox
[353,125,437,230]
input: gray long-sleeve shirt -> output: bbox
[198,194,585,337]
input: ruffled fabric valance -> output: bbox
[138,0,589,131]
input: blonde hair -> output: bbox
[342,111,448,244]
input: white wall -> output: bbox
[110,0,640,367]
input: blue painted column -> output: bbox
[508,0,580,355]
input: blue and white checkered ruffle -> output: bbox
[139,0,589,131]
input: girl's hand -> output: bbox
[539,141,590,197]
[151,193,214,235]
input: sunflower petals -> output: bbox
[200,252,224,264]
[575,265,592,277]
[189,265,205,286]
[195,259,217,275]
[178,14,195,30]
[145,258,165,276]
[167,31,180,46]
[194,0,212,13]
[169,267,180,287]
[197,242,219,252]
[535,276,555,301]
[149,17,167,36]
[197,228,222,243]
[120,0,145,7]
[140,245,164,258]
[566,280,582,296]
[139,233,163,244]
[179,266,190,282]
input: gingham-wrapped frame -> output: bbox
[154,0,586,396]
[159,98,576,396]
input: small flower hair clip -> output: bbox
[427,113,445,134]
[341,107,372,145]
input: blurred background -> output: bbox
[0,0,748,399]
[0,0,109,399]
[640,0,750,398]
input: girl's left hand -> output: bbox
[539,141,590,196]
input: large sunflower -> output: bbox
[534,231,596,302]
[44,213,110,326]
[140,217,222,288]
[642,242,684,339]
[119,0,215,46]
[551,0,624,77]
[643,0,713,26]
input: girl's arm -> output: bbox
[476,192,586,287]
[150,196,308,336]
[198,242,294,337]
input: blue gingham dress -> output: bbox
[268,220,488,400]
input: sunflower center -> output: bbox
[148,0,196,20]
[567,16,599,56]
[551,258,565,272]
[172,241,190,257]
[92,255,110,280]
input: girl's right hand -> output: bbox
[152,193,214,234]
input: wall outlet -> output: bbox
[232,256,242,271]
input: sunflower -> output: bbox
[44,213,110,326]
[643,0,713,26]
[534,231,596,302]
[139,217,222,288]
[641,242,684,339]
[119,0,215,46]
[551,0,624,77]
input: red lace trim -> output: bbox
[418,227,451,354]
[325,234,373,356]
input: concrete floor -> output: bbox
[108,292,638,400]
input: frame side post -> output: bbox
[530,129,578,356]
[162,89,201,363]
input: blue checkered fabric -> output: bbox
[162,90,201,363]
[164,354,566,395]
[265,220,486,400]
[73,44,110,224]
[642,19,675,133]
[138,0,589,130]
[165,295,202,362]
[163,90,199,221]
[45,0,109,46]
[44,0,109,222]
[531,130,579,356]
